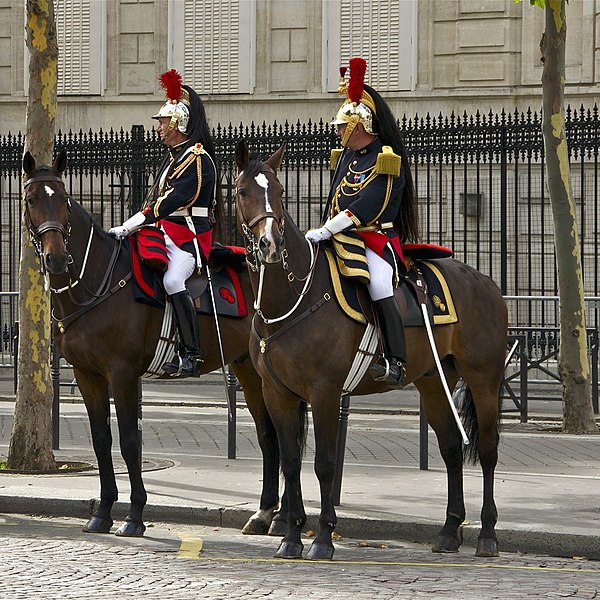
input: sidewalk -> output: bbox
[1,375,600,561]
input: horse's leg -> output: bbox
[77,370,117,534]
[459,372,501,557]
[111,377,147,537]
[267,389,307,560]
[305,396,340,561]
[417,375,466,553]
[231,358,282,535]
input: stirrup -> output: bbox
[369,357,406,388]
[162,354,201,378]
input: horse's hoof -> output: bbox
[306,541,335,561]
[476,537,499,557]
[268,518,287,537]
[242,517,270,535]
[82,516,113,534]
[432,534,460,553]
[274,540,303,559]
[115,520,146,537]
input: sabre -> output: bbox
[420,302,470,446]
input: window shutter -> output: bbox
[173,0,255,94]
[325,0,414,92]
[55,0,103,95]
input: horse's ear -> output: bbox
[53,150,67,175]
[265,143,286,174]
[23,151,35,177]
[235,140,249,172]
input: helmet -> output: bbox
[153,69,191,137]
[332,58,377,147]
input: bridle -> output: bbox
[235,163,319,324]
[235,162,285,272]
[24,173,72,271]
[23,171,124,304]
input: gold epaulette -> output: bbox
[190,143,204,155]
[375,146,401,177]
[330,148,342,171]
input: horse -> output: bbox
[22,150,286,538]
[234,140,508,560]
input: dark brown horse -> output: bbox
[234,140,508,560]
[22,150,285,537]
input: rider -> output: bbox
[108,69,221,377]
[305,57,419,388]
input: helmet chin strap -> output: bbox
[165,115,178,140]
[341,115,360,147]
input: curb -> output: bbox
[2,494,599,561]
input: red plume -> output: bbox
[348,57,367,104]
[339,66,347,78]
[158,69,183,102]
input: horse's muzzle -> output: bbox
[258,233,284,264]
[44,251,69,274]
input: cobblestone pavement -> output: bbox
[1,514,599,600]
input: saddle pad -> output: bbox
[129,238,166,308]
[192,266,248,318]
[324,248,457,327]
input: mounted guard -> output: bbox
[109,69,222,377]
[305,57,419,388]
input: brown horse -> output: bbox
[234,140,508,560]
[22,150,285,537]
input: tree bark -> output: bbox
[541,0,597,433]
[7,0,59,470]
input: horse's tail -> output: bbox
[298,401,309,459]
[455,381,502,465]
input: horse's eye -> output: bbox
[238,188,247,198]
[25,196,35,206]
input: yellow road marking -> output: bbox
[177,537,203,560]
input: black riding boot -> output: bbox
[368,297,407,388]
[162,290,202,377]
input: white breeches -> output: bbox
[163,234,196,295]
[366,247,394,301]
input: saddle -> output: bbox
[129,239,248,318]
[324,243,458,327]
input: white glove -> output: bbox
[305,227,332,243]
[108,225,130,239]
[108,211,147,239]
[305,211,355,244]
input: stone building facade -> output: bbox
[1,0,598,134]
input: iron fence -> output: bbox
[1,105,599,330]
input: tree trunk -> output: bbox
[541,0,597,433]
[7,0,59,470]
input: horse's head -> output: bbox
[235,140,286,264]
[23,150,71,274]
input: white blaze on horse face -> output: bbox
[254,173,278,256]
[44,185,55,197]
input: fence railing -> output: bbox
[1,105,599,326]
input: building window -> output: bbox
[323,0,415,93]
[170,0,256,94]
[55,0,104,95]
